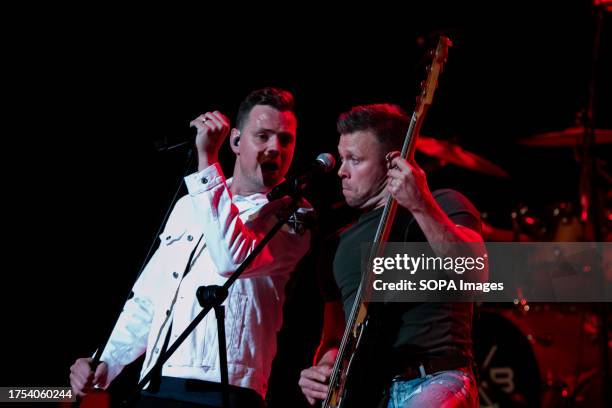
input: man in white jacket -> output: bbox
[70,88,311,407]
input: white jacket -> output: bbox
[99,163,311,398]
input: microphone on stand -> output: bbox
[267,153,336,201]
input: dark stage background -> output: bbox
[3,1,611,407]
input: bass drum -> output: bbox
[473,311,541,407]
[474,306,606,407]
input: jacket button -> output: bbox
[201,176,208,184]
[166,309,170,316]
[154,348,159,353]
[172,271,179,278]
[187,235,193,241]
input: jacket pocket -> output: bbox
[159,228,187,246]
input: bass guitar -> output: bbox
[323,36,452,408]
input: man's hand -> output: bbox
[386,151,431,213]
[69,358,108,397]
[299,348,338,405]
[189,111,231,170]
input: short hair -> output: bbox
[236,87,295,130]
[336,104,410,152]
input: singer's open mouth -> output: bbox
[261,162,280,172]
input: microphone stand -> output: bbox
[123,194,304,408]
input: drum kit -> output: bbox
[415,127,612,243]
[415,128,611,407]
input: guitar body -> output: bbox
[327,305,394,408]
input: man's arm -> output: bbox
[387,154,487,281]
[94,245,169,386]
[299,300,345,405]
[70,249,162,395]
[185,163,311,278]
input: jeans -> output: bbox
[387,368,478,408]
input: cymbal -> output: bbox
[519,127,612,147]
[416,136,509,178]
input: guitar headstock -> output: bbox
[415,36,452,119]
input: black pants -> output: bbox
[136,377,266,408]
